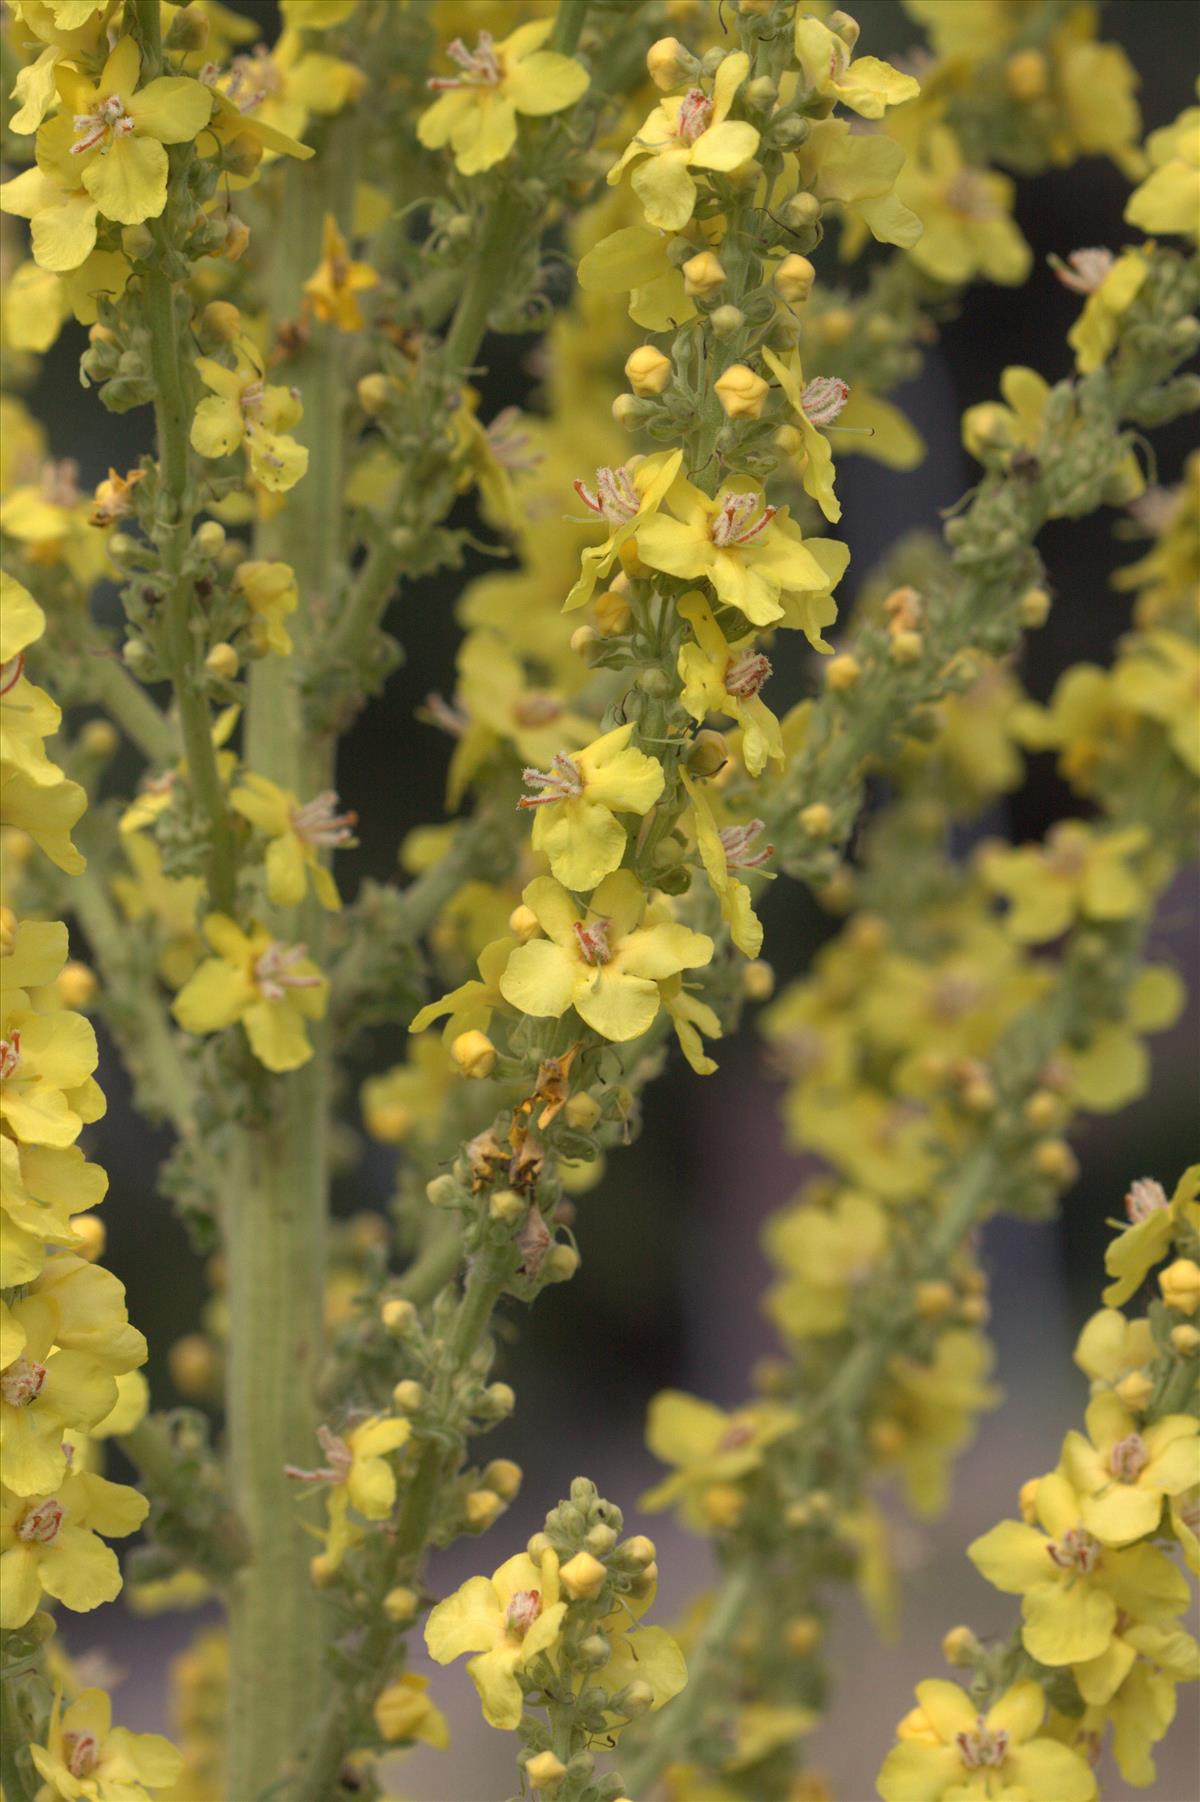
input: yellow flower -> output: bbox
[229,773,355,911]
[1060,1393,1200,1545]
[896,125,1032,287]
[659,972,722,1077]
[878,1679,1097,1802]
[1074,1308,1155,1398]
[111,835,204,990]
[680,768,770,961]
[518,723,664,892]
[979,821,1149,942]
[969,1470,1189,1685]
[761,345,845,525]
[444,630,592,809]
[191,341,308,493]
[280,0,358,26]
[53,37,212,227]
[302,213,378,332]
[287,1414,411,1571]
[634,473,844,641]
[1066,250,1149,375]
[1126,105,1200,238]
[373,1672,449,1748]
[0,115,100,273]
[793,15,919,117]
[409,936,515,1046]
[677,592,782,778]
[640,1391,799,1529]
[207,29,363,151]
[962,365,1143,505]
[418,19,588,177]
[576,222,697,334]
[1103,1165,1200,1307]
[0,1467,147,1627]
[1112,631,1200,774]
[793,117,923,250]
[0,574,87,874]
[31,1687,182,1801]
[233,559,299,656]
[564,449,683,613]
[764,1189,891,1340]
[1,1134,107,1290]
[499,870,713,1044]
[0,982,100,1150]
[361,1036,454,1144]
[425,1547,566,1729]
[608,52,759,231]
[874,1329,1000,1517]
[171,915,328,1074]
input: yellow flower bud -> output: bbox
[1170,1323,1200,1355]
[381,1298,417,1336]
[1115,1370,1154,1410]
[799,802,833,839]
[571,624,598,656]
[451,1029,496,1079]
[486,1381,516,1415]
[357,372,394,415]
[71,1214,106,1262]
[630,1560,658,1596]
[775,423,804,458]
[544,1245,580,1283]
[392,1379,425,1413]
[1024,1089,1061,1130]
[310,1552,338,1588]
[1006,48,1049,100]
[960,1294,990,1327]
[383,1584,418,1623]
[826,654,861,692]
[169,1333,216,1397]
[559,1550,608,1600]
[489,1187,526,1224]
[374,1678,435,1742]
[682,251,727,298]
[1032,1138,1079,1184]
[465,1488,505,1530]
[1018,1477,1040,1524]
[888,629,923,665]
[915,1279,955,1320]
[594,586,633,635]
[775,254,816,303]
[56,961,96,1009]
[868,1418,905,1457]
[741,959,775,1001]
[80,720,119,758]
[611,393,640,427]
[205,642,240,680]
[508,903,540,942]
[786,1614,821,1654]
[686,728,729,777]
[526,1752,567,1793]
[194,520,226,556]
[482,1458,523,1501]
[714,363,770,419]
[817,305,854,346]
[564,1091,602,1130]
[625,345,672,396]
[702,1482,746,1528]
[622,1534,657,1569]
[527,1530,554,1561]
[1160,1258,1200,1315]
[201,300,241,342]
[709,304,745,338]
[1018,585,1051,627]
[646,35,694,89]
[586,1522,618,1555]
[621,1678,655,1716]
[425,1173,457,1207]
[942,1625,979,1667]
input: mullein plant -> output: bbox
[0,0,1195,1797]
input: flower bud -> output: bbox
[544,1244,580,1283]
[489,1187,526,1225]
[774,253,816,304]
[646,36,697,89]
[56,961,96,1009]
[374,1679,433,1742]
[745,75,777,110]
[942,1625,979,1667]
[741,959,774,1001]
[594,585,633,636]
[1006,48,1048,100]
[482,1458,523,1501]
[630,1560,658,1596]
[71,1214,106,1262]
[527,1530,554,1561]
[1017,585,1051,627]
[959,1294,990,1327]
[169,1333,216,1397]
[620,1534,657,1572]
[559,1550,608,1600]
[799,802,833,839]
[451,1029,496,1079]
[310,1552,338,1588]
[122,639,151,674]
[825,654,861,692]
[526,1752,567,1793]
[564,1091,602,1130]
[828,9,860,44]
[392,1379,425,1414]
[1170,1323,1200,1356]
[381,1298,417,1337]
[484,1381,515,1416]
[1032,1139,1078,1184]
[205,642,240,681]
[618,1678,655,1717]
[625,345,672,396]
[425,1174,459,1209]
[888,629,923,665]
[585,1522,618,1556]
[682,251,727,298]
[382,1584,418,1623]
[915,1279,955,1320]
[686,729,729,777]
[80,720,120,760]
[194,520,226,556]
[1160,1258,1200,1315]
[780,192,821,235]
[465,1488,505,1530]
[715,363,769,419]
[611,393,640,428]
[702,1482,745,1528]
[201,300,241,343]
[357,372,394,416]
[571,625,598,657]
[579,1631,611,1665]
[1115,1370,1154,1410]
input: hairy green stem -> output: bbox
[0,1666,38,1802]
[82,657,178,765]
[550,0,589,55]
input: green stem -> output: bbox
[82,658,178,765]
[550,0,589,55]
[0,1661,42,1802]
[121,1416,249,1584]
[395,1218,461,1306]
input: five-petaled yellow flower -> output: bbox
[418,20,588,177]
[303,213,379,332]
[191,341,308,493]
[1059,1393,1199,1546]
[607,51,759,231]
[878,1679,1097,1802]
[677,591,783,777]
[230,772,355,911]
[31,1687,182,1802]
[425,1547,567,1729]
[640,1390,799,1530]
[171,915,328,1073]
[499,870,712,1043]
[518,722,664,892]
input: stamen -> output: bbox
[574,464,641,525]
[724,651,772,699]
[719,821,773,870]
[0,1032,21,1081]
[64,1733,100,1779]
[1124,1177,1167,1223]
[1110,1433,1149,1483]
[71,94,133,156]
[487,408,542,473]
[1055,248,1115,295]
[39,460,80,508]
[676,87,714,144]
[17,1499,64,1543]
[1046,1526,1101,1573]
[956,1720,1009,1770]
[428,31,502,90]
[800,377,849,427]
[0,1357,47,1407]
[253,941,323,1001]
[0,654,25,697]
[518,752,584,807]
[284,1424,353,1485]
[710,491,777,548]
[290,792,357,847]
[506,1588,542,1635]
[573,918,612,965]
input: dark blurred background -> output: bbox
[18,2,1198,1796]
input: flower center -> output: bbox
[956,1719,1009,1770]
[0,654,25,697]
[1,1357,47,1407]
[506,1588,542,1636]
[1055,248,1115,295]
[676,87,714,144]
[513,693,564,729]
[39,459,80,508]
[710,491,777,548]
[63,1732,100,1779]
[800,376,849,427]
[290,791,357,847]
[1047,1525,1101,1574]
[252,941,322,1002]
[214,46,283,110]
[487,408,541,473]
[718,1421,756,1451]
[1110,1432,1149,1483]
[0,1032,21,1081]
[1125,1177,1168,1222]
[71,93,134,155]
[719,820,773,871]
[944,167,997,220]
[932,974,983,1021]
[725,651,772,699]
[519,752,584,807]
[284,1423,353,1486]
[428,32,502,91]
[574,465,641,526]
[573,918,612,966]
[17,1499,64,1543]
